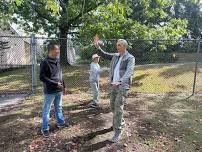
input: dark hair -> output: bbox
[47,41,60,52]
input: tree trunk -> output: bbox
[59,27,70,65]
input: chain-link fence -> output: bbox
[75,38,202,94]
[0,36,32,95]
[0,35,201,95]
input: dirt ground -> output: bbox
[0,94,27,110]
[0,92,202,152]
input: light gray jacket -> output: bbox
[98,47,135,89]
[89,63,101,82]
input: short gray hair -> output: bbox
[117,39,128,48]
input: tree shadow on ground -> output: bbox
[126,93,202,151]
[73,127,113,152]
[0,98,112,152]
[158,64,196,79]
[2,92,200,151]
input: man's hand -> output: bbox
[57,82,63,89]
[111,81,121,87]
[94,34,100,48]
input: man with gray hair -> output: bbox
[94,37,135,143]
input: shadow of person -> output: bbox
[72,127,113,151]
[82,140,113,152]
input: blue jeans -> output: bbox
[42,92,65,131]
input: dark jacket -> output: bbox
[39,57,65,94]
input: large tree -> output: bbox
[80,0,187,40]
[0,0,16,28]
[2,0,190,63]
[12,0,108,64]
[79,1,187,53]
[174,0,202,38]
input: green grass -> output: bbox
[130,63,202,93]
[142,94,202,151]
[1,63,202,94]
[0,67,32,93]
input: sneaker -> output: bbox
[57,123,71,129]
[121,120,126,128]
[89,102,99,108]
[111,130,122,143]
[41,130,50,138]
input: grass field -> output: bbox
[1,63,202,94]
[0,67,32,93]
[131,63,200,93]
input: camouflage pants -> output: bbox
[110,86,129,131]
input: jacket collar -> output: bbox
[46,57,58,64]
[121,51,129,61]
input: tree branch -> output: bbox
[33,7,57,25]
[68,2,103,25]
[67,31,79,34]
[58,0,67,13]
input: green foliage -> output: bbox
[78,0,188,62]
[79,2,134,39]
[174,0,202,38]
[47,0,60,15]
[15,0,22,6]
[9,0,108,63]
[0,0,16,27]
[2,0,198,64]
[79,45,95,61]
[80,0,187,40]
[37,45,48,63]
[11,0,107,36]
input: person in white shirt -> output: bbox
[89,54,102,108]
[94,38,135,143]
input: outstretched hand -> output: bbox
[94,34,100,48]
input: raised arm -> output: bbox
[94,34,114,60]
[96,46,114,60]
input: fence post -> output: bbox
[192,39,201,95]
[31,34,37,93]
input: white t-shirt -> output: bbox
[113,56,123,82]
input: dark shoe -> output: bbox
[90,103,99,108]
[109,126,113,131]
[57,123,71,129]
[41,130,50,138]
